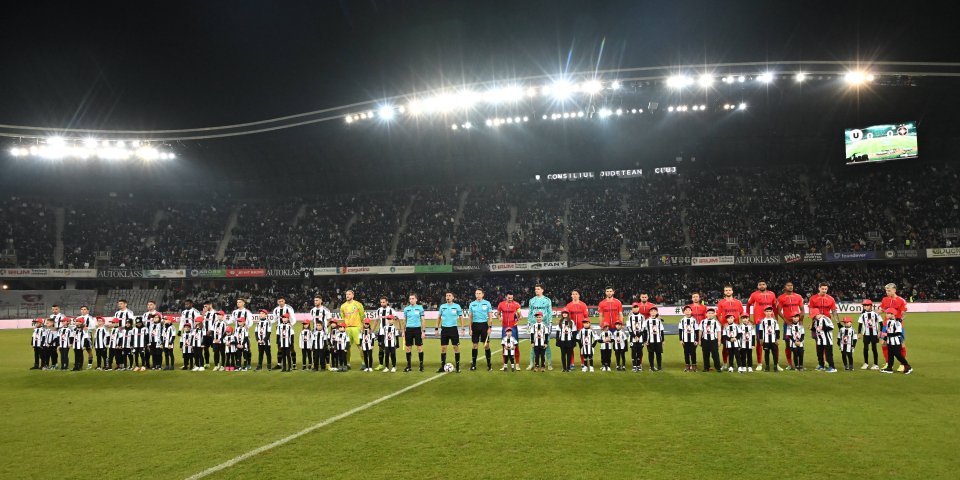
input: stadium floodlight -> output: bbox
[378,105,396,120]
[562,112,570,119]
[83,138,98,148]
[451,124,458,130]
[757,72,774,83]
[598,108,612,118]
[700,104,706,110]
[721,76,730,83]
[737,75,746,83]
[550,80,575,100]
[407,99,423,115]
[463,121,472,129]
[739,102,747,110]
[486,119,493,126]
[668,106,675,112]
[47,136,65,146]
[577,111,584,118]
[526,86,538,98]
[522,116,529,122]
[506,117,513,124]
[844,71,874,84]
[611,80,621,90]
[795,72,807,82]
[484,85,523,104]
[616,108,623,116]
[698,74,714,88]
[345,115,353,124]
[666,75,693,89]
[541,114,547,120]
[582,80,603,95]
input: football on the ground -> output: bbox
[443,363,455,372]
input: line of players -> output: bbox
[27,280,914,375]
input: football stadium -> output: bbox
[2,2,959,479]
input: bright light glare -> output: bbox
[610,80,621,90]
[795,72,807,82]
[84,138,98,148]
[757,72,774,83]
[550,80,575,100]
[739,102,747,110]
[582,80,603,94]
[667,75,693,89]
[698,74,714,87]
[47,136,65,146]
[845,71,866,84]
[378,105,395,120]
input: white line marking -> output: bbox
[186,342,519,479]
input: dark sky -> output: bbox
[1,0,952,129]
[0,1,955,194]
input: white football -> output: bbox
[443,363,455,372]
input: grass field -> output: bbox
[845,134,917,161]
[2,313,958,479]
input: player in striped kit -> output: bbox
[276,314,294,372]
[501,328,518,372]
[309,318,329,371]
[381,315,400,372]
[180,322,196,370]
[776,282,804,369]
[58,318,73,371]
[812,313,837,372]
[161,317,177,370]
[299,320,314,371]
[131,318,149,371]
[375,297,396,371]
[255,310,273,371]
[191,320,206,370]
[577,319,597,372]
[360,320,376,372]
[597,323,614,372]
[881,283,909,370]
[42,319,58,369]
[880,308,912,374]
[722,315,743,372]
[531,312,550,372]
[147,312,163,370]
[626,304,646,372]
[75,305,95,369]
[332,323,350,372]
[93,317,109,370]
[47,307,64,368]
[30,318,44,369]
[121,319,135,370]
[221,326,236,371]
[613,321,630,371]
[786,314,805,370]
[838,317,858,371]
[678,306,700,372]
[858,300,882,370]
[310,296,332,368]
[211,311,228,371]
[645,308,665,372]
[108,318,124,370]
[758,307,780,372]
[70,318,89,371]
[556,311,578,372]
[738,315,756,372]
[179,299,201,333]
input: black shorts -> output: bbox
[377,334,385,347]
[82,339,91,349]
[404,327,423,347]
[470,323,489,344]
[440,326,460,346]
[203,336,213,347]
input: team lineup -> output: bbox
[27,280,913,376]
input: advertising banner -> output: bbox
[926,247,960,258]
[734,255,783,265]
[336,266,415,275]
[312,267,338,276]
[414,265,453,273]
[96,269,143,279]
[653,255,691,267]
[0,268,98,278]
[803,252,824,262]
[488,261,568,272]
[226,268,267,278]
[143,269,186,279]
[826,251,877,262]
[266,268,302,278]
[691,256,735,266]
[186,268,226,278]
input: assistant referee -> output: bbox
[436,291,465,373]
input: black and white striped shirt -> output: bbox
[382,324,399,348]
[598,330,614,350]
[161,325,177,348]
[231,308,253,326]
[74,314,95,331]
[50,312,65,325]
[31,327,44,347]
[578,329,597,354]
[310,306,332,331]
[114,309,136,324]
[501,336,518,355]
[722,324,741,349]
[884,319,904,346]
[557,320,577,342]
[310,329,328,350]
[333,331,350,351]
[678,317,700,343]
[758,318,779,343]
[148,321,163,345]
[786,323,804,349]
[43,328,58,347]
[627,313,646,343]
[813,316,834,346]
[180,331,194,354]
[58,327,73,348]
[376,306,395,335]
[299,329,314,349]
[224,334,237,353]
[234,328,249,350]
[255,318,271,345]
[180,307,201,331]
[131,327,147,348]
[531,322,549,347]
[192,328,205,348]
[646,318,665,344]
[613,330,630,349]
[109,328,123,349]
[838,326,857,352]
[858,311,882,337]
[71,327,87,349]
[276,323,294,348]
[741,324,756,348]
[211,320,227,343]
[701,318,721,341]
[272,306,296,333]
[360,329,376,351]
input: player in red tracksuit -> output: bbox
[716,285,745,364]
[687,292,707,323]
[880,283,909,366]
[633,293,656,318]
[747,280,777,365]
[808,283,838,327]
[497,294,522,363]
[565,290,590,368]
[776,282,805,368]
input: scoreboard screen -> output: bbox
[845,121,918,165]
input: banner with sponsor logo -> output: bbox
[226,268,266,278]
[452,265,480,272]
[142,269,186,279]
[734,255,782,265]
[266,268,302,278]
[488,261,568,272]
[783,253,803,264]
[312,267,338,276]
[186,268,226,278]
[653,255,691,267]
[691,256,735,267]
[826,251,877,262]
[337,266,415,275]
[96,268,144,279]
[927,247,960,258]
[803,252,824,263]
[414,265,453,274]
[0,268,98,278]
[883,250,921,259]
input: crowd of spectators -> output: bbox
[345,193,407,265]
[395,186,460,265]
[61,200,154,268]
[508,187,566,261]
[224,199,302,267]
[452,185,512,266]
[148,201,230,267]
[567,184,626,262]
[0,198,55,267]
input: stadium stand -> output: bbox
[61,199,156,268]
[0,198,56,267]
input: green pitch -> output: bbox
[845,134,918,161]
[1,313,958,479]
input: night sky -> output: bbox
[0,1,955,192]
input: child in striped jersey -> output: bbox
[161,317,177,370]
[309,320,328,371]
[597,323,613,372]
[211,311,228,371]
[501,328,518,371]
[531,312,549,372]
[299,320,314,371]
[577,320,597,372]
[838,317,858,371]
[333,323,350,372]
[857,300,882,370]
[645,308,665,372]
[359,320,376,372]
[30,318,44,370]
[122,319,135,370]
[108,319,124,370]
[58,318,73,371]
[71,319,88,371]
[42,319,58,369]
[627,304,646,372]
[191,322,206,371]
[786,314,805,371]
[131,318,148,371]
[276,314,294,372]
[722,315,742,372]
[738,315,756,373]
[556,312,577,373]
[180,323,195,370]
[234,317,251,371]
[223,326,237,371]
[613,321,630,371]
[380,316,400,372]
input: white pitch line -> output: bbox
[186,342,520,480]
